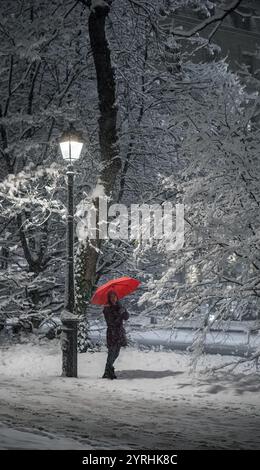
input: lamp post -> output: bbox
[59,125,83,377]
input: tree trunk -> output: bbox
[75,1,121,351]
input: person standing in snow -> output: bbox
[102,290,129,379]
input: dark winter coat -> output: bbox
[103,302,129,349]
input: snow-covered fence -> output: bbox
[89,326,260,357]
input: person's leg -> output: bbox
[103,348,114,378]
[103,346,121,379]
[111,346,121,378]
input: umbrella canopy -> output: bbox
[91,276,141,305]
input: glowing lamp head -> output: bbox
[59,126,83,163]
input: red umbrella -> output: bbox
[91,276,141,305]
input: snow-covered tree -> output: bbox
[2,0,258,360]
[138,60,260,358]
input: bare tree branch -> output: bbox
[172,0,243,38]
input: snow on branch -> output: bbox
[0,164,66,223]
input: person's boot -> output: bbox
[111,366,117,379]
[102,366,114,379]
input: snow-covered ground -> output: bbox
[0,341,259,449]
[0,424,88,450]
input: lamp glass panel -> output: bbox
[60,141,83,161]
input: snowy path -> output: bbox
[0,342,260,449]
[0,423,88,450]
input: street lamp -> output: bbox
[59,125,83,377]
